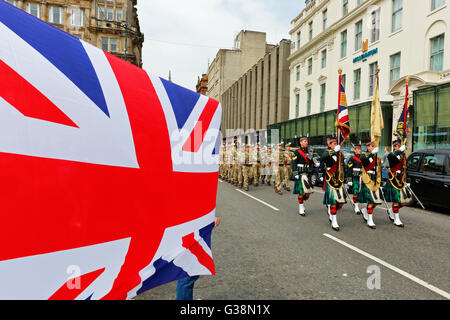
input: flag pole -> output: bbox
[403,76,410,146]
[337,67,342,144]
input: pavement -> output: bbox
[136,178,450,300]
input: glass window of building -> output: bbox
[98,5,105,26]
[297,32,301,50]
[341,30,347,58]
[5,0,18,6]
[358,105,371,143]
[431,0,446,11]
[437,86,450,148]
[355,20,363,51]
[48,6,63,24]
[323,9,328,31]
[415,89,435,150]
[343,0,348,16]
[321,49,327,68]
[392,0,403,32]
[320,84,326,112]
[116,8,123,22]
[430,34,445,71]
[296,65,301,81]
[26,2,41,18]
[71,8,85,27]
[309,21,313,41]
[326,112,336,136]
[371,8,380,42]
[369,62,378,96]
[295,94,300,118]
[390,52,401,85]
[342,74,346,90]
[107,7,114,20]
[354,69,361,100]
[307,89,312,116]
[110,38,118,52]
[101,37,109,51]
[308,58,312,75]
[357,0,364,5]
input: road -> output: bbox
[136,179,450,300]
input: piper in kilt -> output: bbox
[383,140,411,227]
[346,144,363,215]
[358,142,382,229]
[321,137,346,231]
[292,137,314,216]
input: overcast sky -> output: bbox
[136,0,306,91]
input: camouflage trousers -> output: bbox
[274,166,285,192]
[252,164,261,186]
[283,165,292,190]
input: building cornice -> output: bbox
[288,0,379,64]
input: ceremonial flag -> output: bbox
[394,77,411,145]
[336,69,351,146]
[370,67,384,147]
[0,1,221,300]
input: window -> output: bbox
[308,58,312,75]
[430,34,445,71]
[392,0,403,32]
[323,9,328,31]
[296,65,301,81]
[26,2,41,18]
[390,52,401,85]
[321,49,327,68]
[407,154,422,171]
[297,32,301,50]
[371,9,380,42]
[49,6,63,25]
[5,0,18,6]
[343,0,348,16]
[320,83,326,112]
[110,38,118,52]
[341,30,347,58]
[309,21,313,41]
[341,74,346,90]
[71,8,85,27]
[431,0,446,11]
[295,94,300,118]
[101,37,109,51]
[116,8,123,21]
[307,89,312,116]
[354,69,361,100]
[420,154,446,174]
[357,0,364,5]
[369,62,378,96]
[98,5,105,25]
[355,20,363,51]
[107,7,114,20]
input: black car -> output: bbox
[406,149,450,210]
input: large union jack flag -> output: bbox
[0,1,221,300]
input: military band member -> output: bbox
[273,142,285,195]
[346,144,363,215]
[292,137,314,216]
[283,143,294,192]
[383,140,410,227]
[358,142,382,229]
[321,137,346,231]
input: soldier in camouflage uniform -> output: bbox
[265,145,273,186]
[251,144,261,186]
[273,142,285,195]
[242,144,252,191]
[283,143,295,192]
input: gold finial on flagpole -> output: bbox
[338,67,343,75]
[376,66,380,74]
[406,76,410,84]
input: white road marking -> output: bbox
[323,233,450,300]
[235,189,280,211]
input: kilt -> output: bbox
[293,173,313,195]
[323,183,346,205]
[383,180,412,204]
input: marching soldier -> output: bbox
[321,137,346,231]
[226,143,234,183]
[251,143,261,186]
[265,145,273,186]
[242,144,252,191]
[232,142,239,186]
[383,140,410,227]
[292,137,314,216]
[358,142,383,229]
[273,142,285,195]
[346,144,363,215]
[283,143,294,192]
[237,143,245,189]
[260,145,267,184]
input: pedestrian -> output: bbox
[292,137,314,216]
[383,140,410,227]
[176,217,221,300]
[321,137,346,231]
[358,141,382,229]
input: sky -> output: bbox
[136,0,306,91]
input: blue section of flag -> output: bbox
[136,258,189,294]
[0,1,110,117]
[199,222,214,249]
[160,78,201,129]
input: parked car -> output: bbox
[406,149,450,210]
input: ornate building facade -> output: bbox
[5,0,144,67]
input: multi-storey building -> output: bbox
[207,30,276,102]
[221,39,291,143]
[277,0,449,151]
[5,0,144,67]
